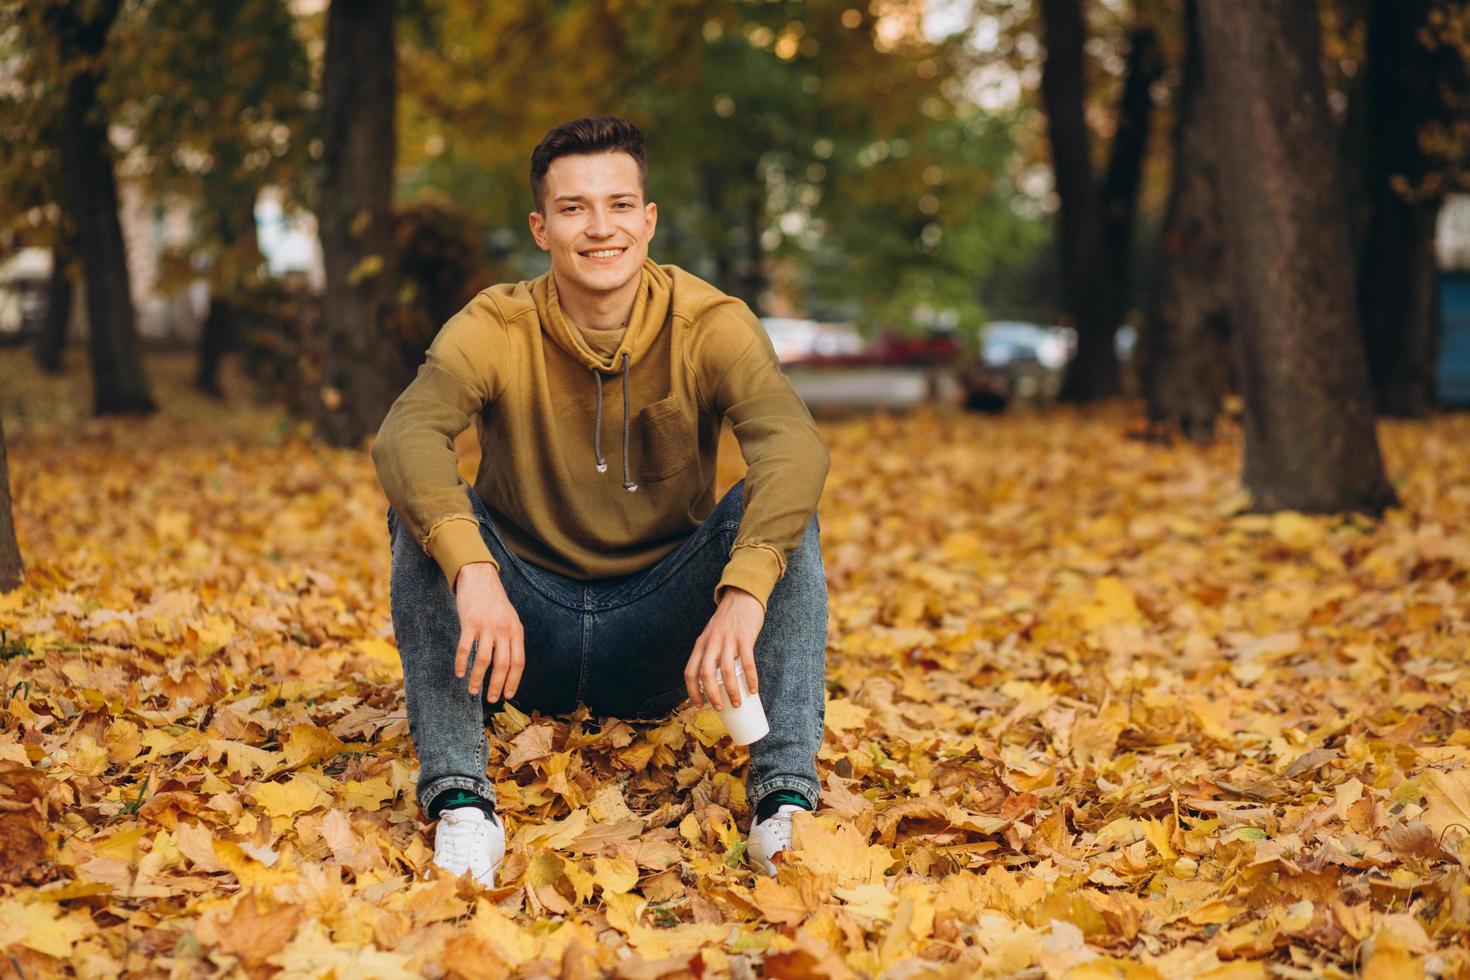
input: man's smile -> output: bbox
[579,246,627,261]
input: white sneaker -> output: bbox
[431,808,504,887]
[747,804,807,876]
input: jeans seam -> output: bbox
[590,520,742,611]
[576,603,591,704]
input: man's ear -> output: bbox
[645,201,657,242]
[528,210,549,251]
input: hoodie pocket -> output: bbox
[639,395,696,483]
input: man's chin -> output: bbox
[558,259,643,293]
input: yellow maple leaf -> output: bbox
[250,775,330,818]
[0,898,94,958]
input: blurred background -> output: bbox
[0,0,1466,433]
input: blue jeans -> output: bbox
[386,479,828,820]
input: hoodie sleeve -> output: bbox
[694,301,831,610]
[370,294,510,590]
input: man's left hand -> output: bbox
[685,588,764,710]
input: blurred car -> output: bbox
[979,320,1073,371]
[0,247,52,344]
[760,317,866,364]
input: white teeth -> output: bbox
[583,249,623,258]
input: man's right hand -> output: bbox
[453,562,525,704]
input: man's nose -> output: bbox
[586,208,614,237]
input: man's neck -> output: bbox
[554,268,640,332]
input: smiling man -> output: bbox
[370,117,831,887]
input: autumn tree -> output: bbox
[0,412,20,593]
[109,0,315,398]
[1357,0,1468,417]
[1037,0,1161,402]
[316,0,398,447]
[39,0,155,416]
[1138,0,1231,441]
[1197,0,1395,512]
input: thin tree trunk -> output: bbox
[1358,0,1447,417]
[1198,0,1395,513]
[49,0,155,417]
[1140,0,1232,442]
[34,237,73,374]
[1040,4,1156,402]
[1039,0,1118,402]
[317,0,397,447]
[1097,27,1161,318]
[0,413,22,593]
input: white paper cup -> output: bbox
[704,661,769,746]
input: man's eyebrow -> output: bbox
[550,192,641,204]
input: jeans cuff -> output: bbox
[419,775,498,817]
[747,774,821,817]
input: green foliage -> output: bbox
[395,1,1053,333]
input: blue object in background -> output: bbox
[1440,272,1470,407]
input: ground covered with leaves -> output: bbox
[2,353,1470,978]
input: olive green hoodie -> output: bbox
[369,259,830,610]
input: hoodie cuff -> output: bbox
[713,545,785,612]
[425,516,499,591]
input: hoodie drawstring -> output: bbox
[591,352,638,493]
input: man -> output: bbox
[371,116,830,886]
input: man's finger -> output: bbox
[467,631,492,697]
[720,645,742,708]
[506,626,525,700]
[739,638,759,696]
[686,635,707,706]
[701,639,725,710]
[455,625,475,679]
[485,632,512,703]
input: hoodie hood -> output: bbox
[532,258,673,372]
[530,259,674,492]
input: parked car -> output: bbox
[759,317,866,364]
[0,247,52,344]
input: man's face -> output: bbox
[529,151,657,297]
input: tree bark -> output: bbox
[49,0,156,416]
[1039,3,1158,402]
[1358,0,1448,417]
[1197,0,1395,513]
[1139,0,1232,442]
[0,413,22,593]
[34,236,73,374]
[317,0,397,447]
[1039,0,1117,402]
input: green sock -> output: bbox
[756,790,812,823]
[429,789,497,822]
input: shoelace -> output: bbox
[759,804,803,847]
[437,811,493,868]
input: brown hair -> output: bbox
[529,116,648,213]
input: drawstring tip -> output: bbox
[596,462,608,474]
[624,482,638,492]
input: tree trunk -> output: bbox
[0,413,21,593]
[317,0,397,447]
[1040,4,1157,402]
[1139,0,1232,442]
[1197,0,1396,513]
[1358,0,1447,417]
[1039,0,1118,402]
[34,237,73,374]
[49,0,156,417]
